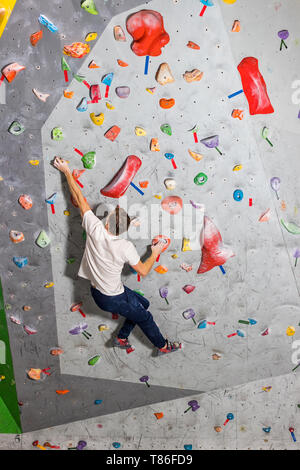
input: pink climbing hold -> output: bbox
[197,216,235,274]
[100,155,142,198]
[237,57,274,115]
[161,196,183,215]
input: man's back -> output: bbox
[78,210,140,295]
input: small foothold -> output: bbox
[13,256,28,268]
[63,90,74,99]
[18,194,33,210]
[104,125,121,142]
[90,112,104,126]
[164,178,176,190]
[112,442,121,449]
[139,181,149,188]
[181,263,193,272]
[36,230,50,248]
[115,86,130,99]
[231,109,244,120]
[8,121,25,135]
[38,14,58,33]
[183,69,203,83]
[154,412,164,420]
[187,41,200,49]
[182,285,195,294]
[117,59,129,67]
[24,325,37,335]
[63,42,90,58]
[95,400,103,405]
[44,282,54,288]
[9,230,24,244]
[182,238,192,252]
[188,149,203,161]
[50,348,64,356]
[85,32,98,41]
[81,0,98,15]
[194,172,208,186]
[233,164,242,171]
[150,138,160,152]
[214,426,222,433]
[51,127,63,141]
[114,25,126,41]
[77,97,88,112]
[287,326,296,336]
[159,98,175,109]
[88,355,101,366]
[102,72,114,87]
[233,189,244,201]
[82,151,96,169]
[184,445,193,450]
[28,160,39,166]
[106,101,115,110]
[161,124,172,136]
[23,305,31,311]
[32,88,50,102]
[231,20,240,32]
[212,353,222,360]
[135,126,147,137]
[259,208,271,222]
[146,87,156,94]
[98,324,109,332]
[88,60,100,68]
[2,62,26,83]
[155,63,175,85]
[30,30,43,46]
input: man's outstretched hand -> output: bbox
[54,157,70,175]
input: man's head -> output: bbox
[105,206,131,236]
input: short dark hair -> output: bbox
[107,207,131,236]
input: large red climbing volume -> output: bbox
[237,57,274,115]
[126,10,170,57]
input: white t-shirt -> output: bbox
[78,210,140,295]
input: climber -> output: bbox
[53,157,182,355]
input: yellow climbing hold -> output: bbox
[106,101,115,110]
[98,324,109,332]
[135,126,147,136]
[29,160,40,166]
[90,112,104,126]
[154,193,162,200]
[172,254,178,259]
[233,164,243,171]
[0,0,17,39]
[182,238,192,252]
[222,0,237,4]
[64,210,70,216]
[286,326,296,336]
[44,282,54,288]
[85,32,98,42]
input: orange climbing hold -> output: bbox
[139,181,149,188]
[88,60,100,68]
[187,41,200,50]
[63,42,90,58]
[159,98,175,109]
[63,90,74,99]
[56,390,70,395]
[154,412,164,420]
[232,20,240,32]
[231,109,244,120]
[30,30,43,46]
[104,125,121,142]
[117,59,129,67]
[2,62,26,83]
[154,265,168,274]
[150,138,160,152]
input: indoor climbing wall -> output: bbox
[43,0,300,392]
[1,0,300,449]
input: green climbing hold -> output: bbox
[61,57,71,72]
[281,219,300,235]
[81,0,98,15]
[88,355,101,366]
[73,73,86,83]
[66,258,76,264]
[82,151,96,169]
[52,127,64,141]
[194,172,208,186]
[36,230,51,248]
[8,121,25,135]
[160,124,172,136]
[134,290,145,296]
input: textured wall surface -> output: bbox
[1,0,300,449]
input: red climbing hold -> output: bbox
[126,10,170,57]
[100,155,142,198]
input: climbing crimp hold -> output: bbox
[38,15,58,33]
[51,127,63,141]
[81,0,99,15]
[85,32,98,41]
[88,355,101,366]
[13,256,28,268]
[135,126,147,136]
[90,112,104,126]
[160,123,172,136]
[8,121,25,135]
[30,30,43,46]
[77,97,88,112]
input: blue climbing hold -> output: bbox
[112,442,121,449]
[184,444,192,450]
[77,97,88,112]
[94,400,103,405]
[263,427,271,433]
[38,15,58,33]
[233,189,244,201]
[13,257,28,268]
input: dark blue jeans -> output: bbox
[91,285,166,349]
